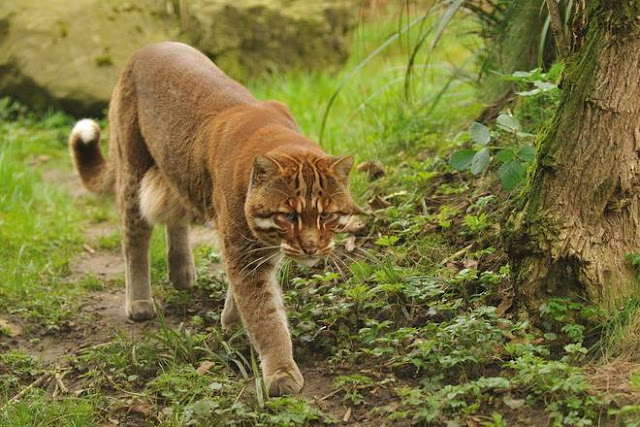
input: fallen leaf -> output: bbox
[197,361,216,375]
[0,318,22,337]
[496,295,513,316]
[128,399,153,417]
[368,195,390,210]
[345,235,356,253]
[503,394,525,409]
[462,258,478,269]
[343,407,352,423]
[357,161,385,180]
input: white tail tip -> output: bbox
[72,119,99,144]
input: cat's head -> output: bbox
[245,152,363,267]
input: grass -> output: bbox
[1,4,638,427]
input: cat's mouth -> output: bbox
[294,256,321,267]
[281,249,322,267]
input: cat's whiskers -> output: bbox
[238,231,259,243]
[241,245,280,258]
[329,190,348,197]
[328,254,347,282]
[350,246,384,266]
[334,249,361,267]
[249,251,281,276]
[335,244,382,266]
[240,253,274,275]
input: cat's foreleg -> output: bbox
[221,287,241,331]
[226,264,303,396]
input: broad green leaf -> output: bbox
[495,149,515,163]
[449,149,476,171]
[470,148,491,176]
[470,122,490,145]
[516,88,542,97]
[534,80,558,91]
[511,68,541,80]
[518,144,536,162]
[512,70,535,79]
[498,160,525,190]
[496,114,521,132]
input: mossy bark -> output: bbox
[508,0,640,314]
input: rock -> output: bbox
[187,0,354,79]
[0,0,177,116]
[0,0,355,117]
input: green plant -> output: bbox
[449,116,535,190]
[332,373,374,405]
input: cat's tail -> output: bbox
[68,119,115,195]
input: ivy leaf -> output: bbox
[449,149,476,171]
[498,160,525,190]
[496,114,521,132]
[518,144,536,162]
[470,122,490,145]
[470,148,491,176]
[495,149,515,163]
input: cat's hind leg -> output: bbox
[139,166,195,290]
[112,82,156,321]
[167,223,196,290]
[119,169,156,321]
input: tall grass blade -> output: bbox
[319,12,431,145]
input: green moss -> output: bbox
[593,0,640,35]
[94,53,113,67]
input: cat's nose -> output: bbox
[301,243,317,255]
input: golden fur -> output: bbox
[69,42,361,396]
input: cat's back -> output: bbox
[127,42,255,119]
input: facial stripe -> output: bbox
[337,215,351,228]
[253,217,279,230]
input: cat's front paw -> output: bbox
[126,299,157,321]
[264,364,304,396]
[221,304,241,332]
[221,314,241,332]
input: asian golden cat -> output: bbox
[69,42,361,396]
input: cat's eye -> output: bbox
[284,212,297,222]
[320,213,339,222]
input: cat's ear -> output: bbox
[328,155,354,182]
[251,154,282,186]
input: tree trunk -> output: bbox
[508,2,640,314]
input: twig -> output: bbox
[319,388,342,401]
[442,243,474,265]
[1,373,51,410]
[53,371,69,398]
[546,0,568,57]
[97,365,146,398]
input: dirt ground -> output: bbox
[4,167,369,425]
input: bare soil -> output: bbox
[7,168,350,424]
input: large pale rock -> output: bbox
[187,0,354,78]
[0,0,354,117]
[0,0,177,116]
